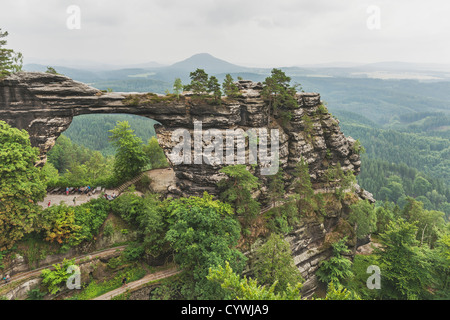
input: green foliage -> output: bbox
[322,282,361,300]
[123,243,145,262]
[341,121,450,189]
[264,198,299,234]
[172,78,183,99]
[261,68,300,126]
[222,74,240,98]
[103,220,114,238]
[345,254,382,300]
[46,134,115,188]
[253,233,303,293]
[291,158,315,215]
[374,202,396,235]
[0,121,46,250]
[207,75,222,101]
[26,288,46,300]
[45,66,59,75]
[316,237,354,285]
[41,258,77,295]
[184,68,209,95]
[218,165,261,231]
[267,164,285,206]
[207,261,303,300]
[150,275,184,300]
[375,219,433,299]
[165,192,245,299]
[70,198,110,246]
[402,197,447,248]
[109,121,149,183]
[261,68,299,110]
[37,198,110,248]
[110,193,165,256]
[432,234,450,298]
[143,137,169,169]
[63,114,157,157]
[349,199,377,239]
[301,114,314,137]
[352,139,366,155]
[358,156,450,219]
[264,167,302,233]
[217,164,261,241]
[70,264,146,300]
[0,29,23,77]
[38,204,80,244]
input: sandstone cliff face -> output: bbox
[0,72,372,297]
[0,72,362,196]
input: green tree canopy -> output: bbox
[253,233,303,293]
[218,165,261,228]
[143,136,169,169]
[207,75,222,101]
[164,192,246,299]
[348,199,378,239]
[0,121,46,250]
[207,261,303,300]
[172,78,183,99]
[0,29,23,77]
[376,219,433,299]
[222,74,240,98]
[261,68,300,125]
[108,121,149,183]
[184,68,209,95]
[316,237,354,285]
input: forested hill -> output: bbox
[335,111,450,219]
[63,114,158,156]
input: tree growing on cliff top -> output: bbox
[173,78,183,99]
[222,74,240,98]
[207,75,222,102]
[0,121,46,250]
[184,68,209,95]
[261,68,300,125]
[0,28,23,77]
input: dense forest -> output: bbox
[63,114,158,156]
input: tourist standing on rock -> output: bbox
[73,197,76,206]
[66,187,69,196]
[48,200,51,207]
[3,274,10,284]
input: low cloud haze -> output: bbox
[1,0,450,68]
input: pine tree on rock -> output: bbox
[0,28,23,77]
[222,74,240,98]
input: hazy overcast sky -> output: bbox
[1,0,450,67]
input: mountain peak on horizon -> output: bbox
[169,53,246,73]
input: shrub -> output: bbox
[123,243,145,262]
[41,258,77,295]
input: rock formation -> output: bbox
[0,71,374,297]
[0,72,364,196]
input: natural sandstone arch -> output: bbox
[0,72,363,198]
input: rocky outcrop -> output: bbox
[0,72,362,199]
[0,72,373,297]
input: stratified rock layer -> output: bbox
[0,72,373,297]
[0,72,361,194]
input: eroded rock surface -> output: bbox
[0,72,363,196]
[0,72,374,297]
